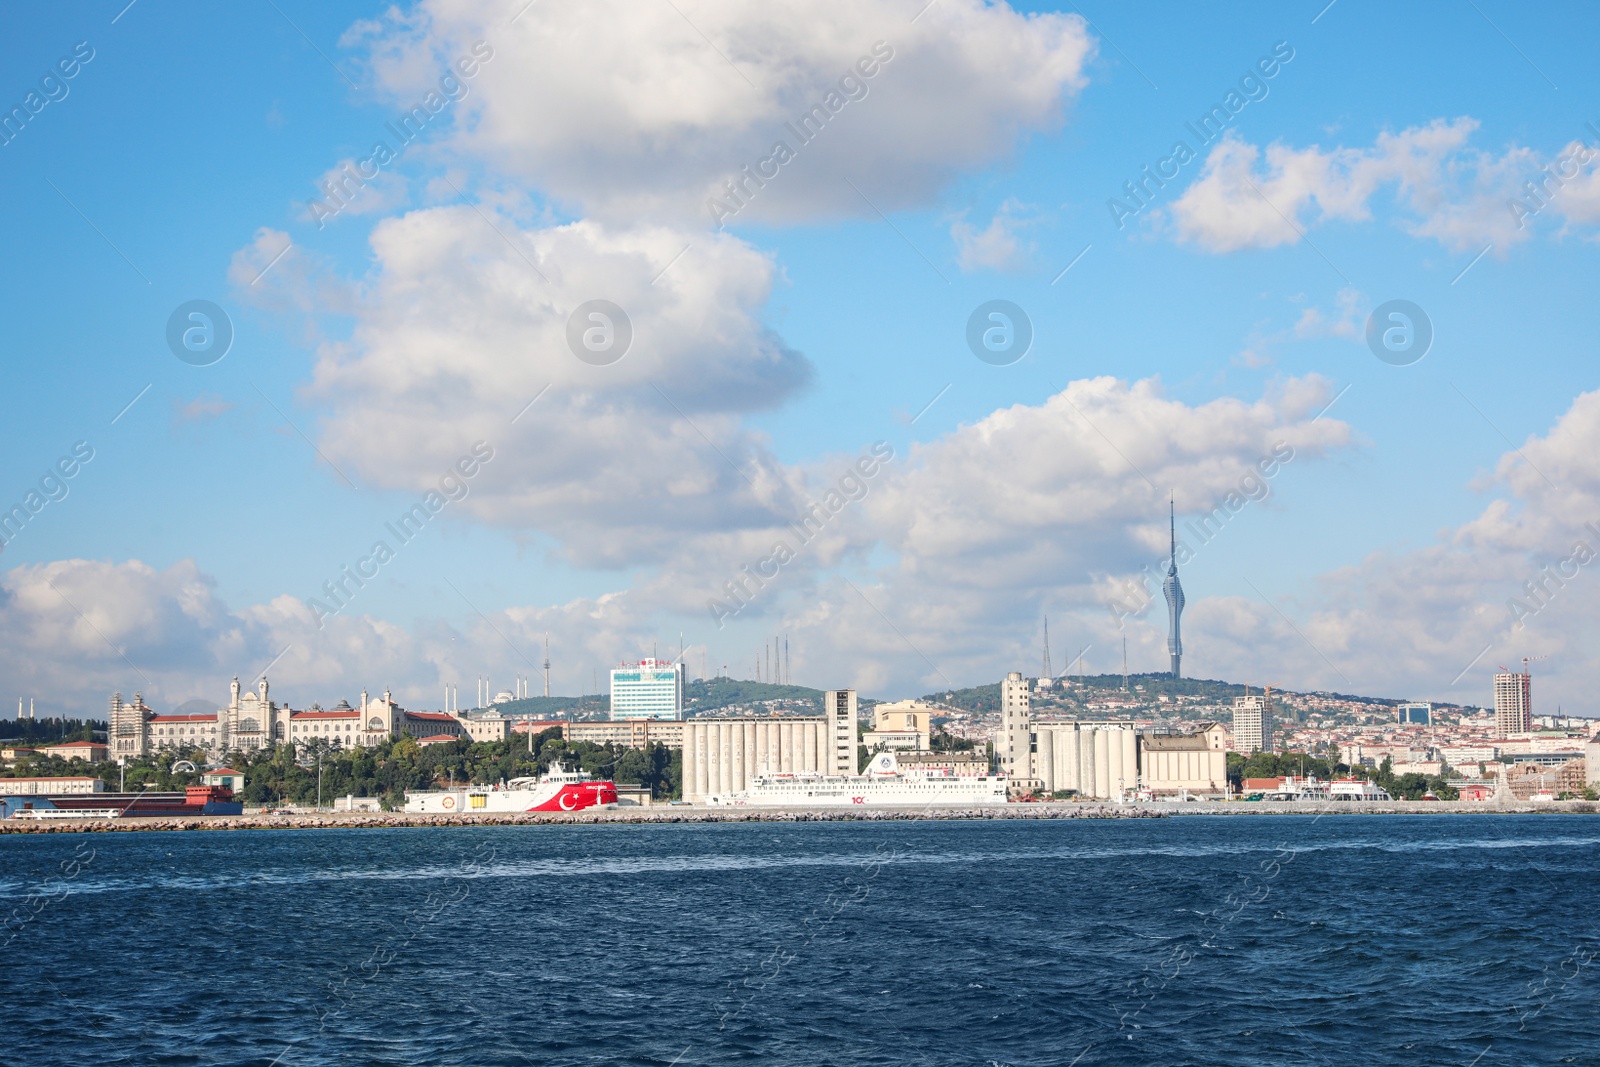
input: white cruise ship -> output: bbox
[705,751,1008,808]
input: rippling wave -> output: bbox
[3,815,1596,1065]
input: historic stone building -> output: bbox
[109,677,426,759]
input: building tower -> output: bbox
[1494,669,1531,736]
[996,672,1034,787]
[543,633,551,698]
[1233,690,1274,754]
[821,689,857,773]
[1163,498,1185,679]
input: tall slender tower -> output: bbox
[1163,497,1185,679]
[543,633,551,698]
[1042,616,1053,681]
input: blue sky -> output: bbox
[3,0,1598,714]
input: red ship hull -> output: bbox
[526,781,619,811]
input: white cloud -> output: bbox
[738,375,1356,693]
[1167,120,1600,255]
[19,386,1600,715]
[345,0,1095,225]
[951,198,1036,272]
[276,207,813,567]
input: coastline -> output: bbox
[2,798,1596,832]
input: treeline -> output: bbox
[1227,751,1460,800]
[1,717,104,744]
[1,728,682,809]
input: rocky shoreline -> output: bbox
[6,799,1593,833]
[0,804,1160,832]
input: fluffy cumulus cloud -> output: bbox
[0,556,666,716]
[275,206,816,566]
[1168,119,1600,255]
[1147,389,1600,709]
[345,0,1094,225]
[733,381,1600,710]
[19,385,1600,714]
[745,376,1356,693]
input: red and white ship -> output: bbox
[403,763,617,814]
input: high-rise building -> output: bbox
[996,672,1035,786]
[1494,671,1531,736]
[609,659,684,721]
[822,689,858,772]
[1232,694,1273,754]
[1163,500,1185,679]
[1397,702,1432,726]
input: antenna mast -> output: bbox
[1042,616,1052,681]
[543,633,551,698]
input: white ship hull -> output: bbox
[706,753,1008,808]
[405,765,617,813]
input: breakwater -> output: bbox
[0,804,1159,833]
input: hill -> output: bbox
[687,678,825,713]
[476,695,606,719]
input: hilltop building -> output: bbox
[1494,670,1532,736]
[1398,702,1432,726]
[1233,694,1274,754]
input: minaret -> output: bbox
[1163,497,1185,678]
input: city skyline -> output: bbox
[2,3,1599,717]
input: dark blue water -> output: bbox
[3,816,1598,1066]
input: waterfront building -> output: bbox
[822,689,858,774]
[0,776,104,796]
[895,751,991,777]
[996,672,1035,789]
[1031,721,1140,799]
[1233,694,1274,754]
[1140,723,1229,796]
[201,768,245,791]
[609,659,684,721]
[565,719,685,750]
[680,689,855,803]
[1494,671,1532,736]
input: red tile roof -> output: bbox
[291,710,361,720]
[41,741,107,749]
[416,734,459,742]
[407,712,458,722]
[148,714,219,723]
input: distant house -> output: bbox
[38,740,110,763]
[201,768,245,791]
[415,734,460,748]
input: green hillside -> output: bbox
[687,678,823,712]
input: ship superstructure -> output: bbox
[705,751,1007,808]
